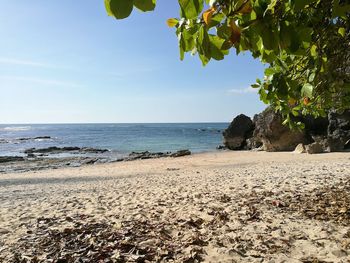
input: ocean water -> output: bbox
[0,123,228,157]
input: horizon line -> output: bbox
[0,121,231,125]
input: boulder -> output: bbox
[294,143,306,154]
[24,147,109,154]
[327,110,350,151]
[253,107,309,151]
[306,142,324,154]
[223,114,255,150]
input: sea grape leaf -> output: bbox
[133,0,156,12]
[105,0,134,19]
[301,83,314,97]
[179,0,204,19]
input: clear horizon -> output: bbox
[0,1,266,123]
[0,121,230,125]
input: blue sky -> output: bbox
[0,1,266,123]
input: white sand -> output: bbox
[0,151,350,262]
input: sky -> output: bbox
[0,1,266,124]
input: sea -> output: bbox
[0,123,228,158]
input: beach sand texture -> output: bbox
[0,151,350,262]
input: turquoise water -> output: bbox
[0,123,228,157]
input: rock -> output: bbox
[216,145,226,150]
[223,114,255,150]
[171,149,191,157]
[294,143,306,154]
[253,107,309,151]
[27,153,36,158]
[24,146,109,154]
[118,150,191,161]
[345,139,350,150]
[303,116,329,137]
[246,137,263,150]
[81,147,109,153]
[0,156,25,163]
[327,110,350,151]
[83,158,99,165]
[305,142,324,154]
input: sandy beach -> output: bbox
[1,151,350,262]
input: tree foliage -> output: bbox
[105,0,350,127]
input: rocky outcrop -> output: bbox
[327,110,350,151]
[24,147,109,155]
[0,156,25,163]
[170,149,191,157]
[223,114,255,150]
[253,107,309,151]
[117,150,191,162]
[224,107,350,153]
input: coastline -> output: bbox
[1,151,350,262]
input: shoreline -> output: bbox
[1,151,350,262]
[0,147,197,174]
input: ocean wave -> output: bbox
[1,126,32,131]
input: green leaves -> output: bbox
[105,0,156,19]
[105,0,350,126]
[134,0,156,11]
[105,0,133,19]
[179,0,204,19]
[291,0,315,11]
[197,26,211,65]
[338,27,346,37]
[301,83,314,98]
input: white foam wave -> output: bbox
[2,126,32,131]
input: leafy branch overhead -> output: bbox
[105,0,350,127]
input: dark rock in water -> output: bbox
[24,146,109,154]
[18,136,52,141]
[170,149,191,157]
[81,147,109,153]
[253,107,309,151]
[327,110,350,151]
[25,147,79,154]
[223,114,255,150]
[27,153,36,158]
[117,150,191,162]
[0,156,25,163]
